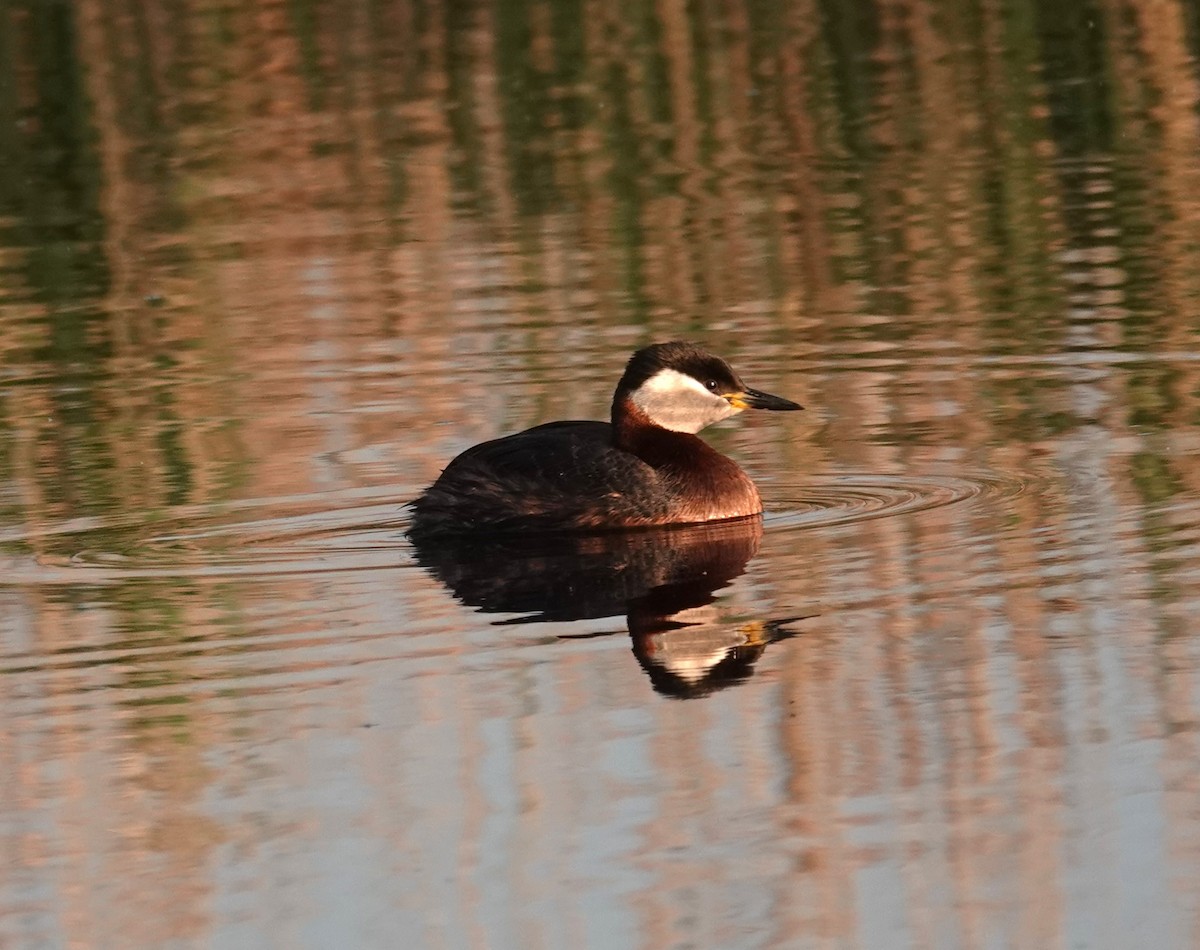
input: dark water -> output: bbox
[3,0,1200,947]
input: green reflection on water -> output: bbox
[1,3,106,301]
[495,0,562,218]
[1035,0,1114,156]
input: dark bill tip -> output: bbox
[738,387,803,411]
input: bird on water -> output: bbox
[407,341,802,538]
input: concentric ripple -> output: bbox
[766,471,1028,532]
[0,487,417,585]
[0,472,1025,585]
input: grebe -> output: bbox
[408,341,801,538]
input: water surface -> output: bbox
[3,0,1200,947]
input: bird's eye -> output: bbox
[706,379,718,392]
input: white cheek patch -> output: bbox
[631,368,739,433]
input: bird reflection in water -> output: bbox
[410,517,802,699]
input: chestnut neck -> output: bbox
[612,396,762,520]
[613,398,682,455]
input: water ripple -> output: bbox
[766,471,1027,531]
[0,472,1024,585]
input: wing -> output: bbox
[410,421,670,535]
[446,422,642,486]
